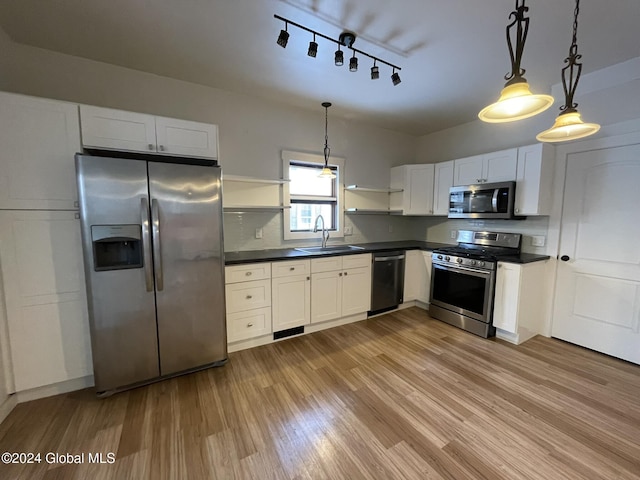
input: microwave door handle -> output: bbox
[140,198,153,292]
[491,189,499,212]
[151,198,164,291]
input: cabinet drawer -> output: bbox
[225,263,271,284]
[271,259,310,278]
[227,307,272,342]
[311,256,342,273]
[342,253,371,269]
[225,279,271,314]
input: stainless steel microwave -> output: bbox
[448,181,516,219]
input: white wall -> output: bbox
[0,32,420,251]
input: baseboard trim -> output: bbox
[16,375,94,403]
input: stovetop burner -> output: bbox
[432,230,522,269]
[433,244,517,261]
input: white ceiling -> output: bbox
[0,0,638,135]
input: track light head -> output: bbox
[308,40,318,57]
[391,69,401,86]
[277,28,289,48]
[349,52,358,72]
[334,47,344,66]
[371,61,379,80]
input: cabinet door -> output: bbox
[433,160,454,215]
[0,93,81,210]
[453,155,484,185]
[311,271,342,323]
[155,116,218,159]
[406,165,435,215]
[492,263,521,333]
[272,274,310,331]
[80,105,156,153]
[418,252,433,304]
[515,143,555,216]
[342,266,371,316]
[0,211,92,392]
[403,250,421,301]
[483,148,518,183]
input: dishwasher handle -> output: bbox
[374,254,405,262]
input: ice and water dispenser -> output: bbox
[91,225,143,271]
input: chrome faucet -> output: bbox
[313,214,329,248]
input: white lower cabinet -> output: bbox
[272,260,311,331]
[403,250,432,305]
[0,210,92,392]
[493,261,548,344]
[224,263,272,343]
[310,254,371,323]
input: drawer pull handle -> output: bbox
[290,267,295,271]
[339,272,342,276]
[247,322,254,327]
[306,276,310,281]
[246,295,253,299]
[344,272,348,276]
[245,271,252,276]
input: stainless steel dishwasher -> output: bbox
[369,251,405,315]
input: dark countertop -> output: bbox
[224,241,451,265]
[224,240,551,265]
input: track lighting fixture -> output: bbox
[318,102,336,179]
[537,0,600,142]
[277,22,289,48]
[371,60,379,80]
[334,45,344,66]
[478,0,553,123]
[391,69,401,86]
[308,33,318,58]
[349,51,358,72]
[274,14,402,86]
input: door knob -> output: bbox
[560,255,570,262]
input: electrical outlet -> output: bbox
[344,226,353,236]
[255,228,263,239]
[531,235,546,247]
[450,230,457,239]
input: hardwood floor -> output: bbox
[1,307,640,479]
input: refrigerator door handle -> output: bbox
[151,198,164,291]
[141,197,154,292]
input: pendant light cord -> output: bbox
[323,104,330,165]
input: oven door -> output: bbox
[429,262,495,323]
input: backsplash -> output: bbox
[223,212,416,252]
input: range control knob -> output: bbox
[470,260,477,266]
[445,256,451,261]
[456,258,463,264]
[478,261,485,267]
[437,254,443,260]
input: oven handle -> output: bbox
[432,262,492,277]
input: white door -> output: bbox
[272,274,310,331]
[311,271,342,323]
[453,155,484,185]
[155,116,218,159]
[483,148,518,183]
[79,105,157,153]
[552,143,640,364]
[406,165,434,215]
[342,266,371,316]
[433,161,454,215]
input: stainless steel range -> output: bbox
[429,230,521,338]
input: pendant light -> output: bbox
[318,102,336,179]
[478,0,553,123]
[537,0,600,142]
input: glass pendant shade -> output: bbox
[478,82,553,123]
[318,166,336,179]
[536,111,600,142]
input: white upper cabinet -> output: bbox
[514,143,555,216]
[453,148,518,185]
[0,92,81,210]
[80,105,218,159]
[390,164,435,215]
[433,160,454,215]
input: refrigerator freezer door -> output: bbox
[148,162,227,375]
[76,155,160,392]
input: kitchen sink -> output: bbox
[294,245,365,254]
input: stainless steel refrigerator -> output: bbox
[76,154,227,395]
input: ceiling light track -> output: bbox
[274,14,402,86]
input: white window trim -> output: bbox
[282,150,345,241]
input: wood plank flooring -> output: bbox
[1,307,640,479]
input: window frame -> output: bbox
[282,150,344,241]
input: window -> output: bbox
[282,150,344,240]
